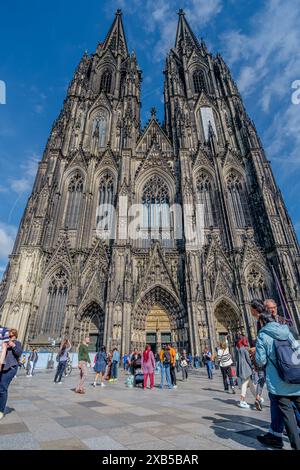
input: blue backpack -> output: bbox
[271,338,300,384]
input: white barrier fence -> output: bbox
[21,352,98,370]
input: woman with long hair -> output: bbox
[141,344,155,389]
[217,341,236,394]
[54,338,71,384]
[93,346,107,387]
[236,336,256,409]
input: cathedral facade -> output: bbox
[0,10,299,354]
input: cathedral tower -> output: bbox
[0,10,299,355]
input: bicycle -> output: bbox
[64,356,73,377]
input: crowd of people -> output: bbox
[1,297,300,450]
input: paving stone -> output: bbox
[0,432,41,450]
[0,422,29,435]
[40,437,89,450]
[68,425,107,439]
[82,435,127,450]
[77,400,107,408]
[132,440,177,450]
[1,368,280,450]
[127,407,159,417]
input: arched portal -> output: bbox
[131,286,188,352]
[214,299,244,357]
[80,302,105,352]
[145,304,171,352]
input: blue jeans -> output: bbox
[0,366,18,413]
[160,364,173,388]
[111,361,118,379]
[54,361,67,383]
[269,392,285,436]
[206,361,213,379]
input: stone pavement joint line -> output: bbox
[0,368,292,450]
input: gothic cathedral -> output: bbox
[0,10,299,354]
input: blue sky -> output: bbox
[0,0,300,277]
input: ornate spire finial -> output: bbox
[116,9,122,16]
[178,8,185,16]
[150,107,157,117]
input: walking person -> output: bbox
[0,329,23,421]
[203,347,213,380]
[249,340,265,411]
[250,299,300,448]
[180,350,189,381]
[159,345,173,389]
[75,337,91,394]
[217,341,236,394]
[256,312,300,450]
[236,336,256,408]
[123,353,128,371]
[93,346,107,387]
[27,348,38,377]
[175,350,180,373]
[54,339,71,384]
[169,343,177,388]
[141,344,155,389]
[111,348,120,381]
[129,349,139,375]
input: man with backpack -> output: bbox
[256,312,300,450]
[159,345,173,389]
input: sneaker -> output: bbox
[57,381,62,385]
[255,399,263,411]
[0,412,4,421]
[231,388,236,394]
[173,385,178,389]
[260,397,264,404]
[238,401,250,409]
[92,383,96,388]
[100,383,106,387]
[257,433,283,449]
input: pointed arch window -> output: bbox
[196,171,216,227]
[65,172,84,229]
[246,267,268,301]
[226,172,250,228]
[193,69,207,94]
[100,69,112,94]
[200,107,217,141]
[142,175,171,241]
[92,110,108,148]
[97,171,115,230]
[42,269,69,336]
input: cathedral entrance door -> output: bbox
[80,303,105,353]
[214,300,243,360]
[145,304,171,353]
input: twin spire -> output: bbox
[101,9,203,58]
[175,8,203,53]
[101,9,129,58]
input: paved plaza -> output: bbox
[0,367,292,450]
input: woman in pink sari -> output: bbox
[141,344,155,389]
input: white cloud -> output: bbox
[0,223,17,258]
[221,0,300,103]
[107,0,222,62]
[220,0,300,189]
[9,155,39,195]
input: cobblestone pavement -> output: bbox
[0,367,292,450]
